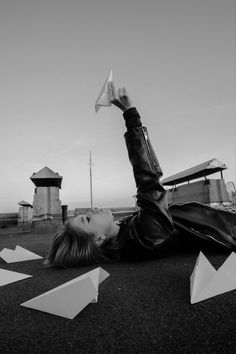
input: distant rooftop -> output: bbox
[18,200,33,207]
[161,158,227,186]
[30,167,62,188]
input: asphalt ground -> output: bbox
[0,231,235,354]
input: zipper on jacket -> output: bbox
[140,126,159,174]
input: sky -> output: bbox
[0,0,235,212]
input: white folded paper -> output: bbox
[0,269,32,286]
[95,69,113,112]
[190,251,236,304]
[0,245,42,263]
[21,267,110,319]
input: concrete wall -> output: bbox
[31,218,62,233]
[0,213,18,227]
[166,179,230,205]
[33,186,62,217]
[74,207,138,221]
[74,206,137,216]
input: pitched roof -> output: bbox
[30,167,62,179]
[30,167,62,188]
[161,158,227,186]
[18,200,33,207]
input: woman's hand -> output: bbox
[109,82,133,112]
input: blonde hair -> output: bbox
[45,221,120,268]
[45,222,107,267]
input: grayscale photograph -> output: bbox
[0,1,235,353]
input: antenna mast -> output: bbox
[89,150,93,208]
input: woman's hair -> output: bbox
[45,221,120,268]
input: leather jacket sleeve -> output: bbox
[119,107,175,259]
[123,108,174,231]
[123,108,163,192]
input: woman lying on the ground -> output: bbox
[45,83,236,267]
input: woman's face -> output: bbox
[70,208,115,238]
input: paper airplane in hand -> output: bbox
[0,269,32,286]
[21,267,110,319]
[0,245,42,263]
[95,69,113,112]
[190,251,236,304]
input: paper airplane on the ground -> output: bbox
[190,251,236,304]
[0,245,42,263]
[0,269,32,286]
[95,69,113,112]
[21,267,110,319]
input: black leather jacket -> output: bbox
[117,108,236,261]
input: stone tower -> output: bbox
[30,167,63,217]
[18,200,33,224]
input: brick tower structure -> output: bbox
[30,167,62,218]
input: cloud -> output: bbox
[164,103,235,118]
[161,103,235,130]
[46,136,89,159]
